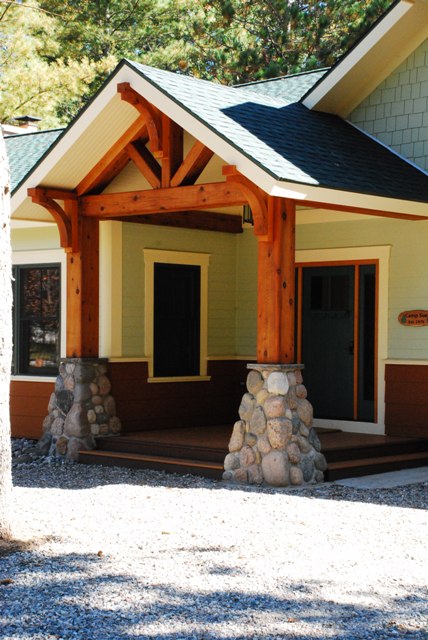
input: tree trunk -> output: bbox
[0,131,13,540]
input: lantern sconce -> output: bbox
[243,204,254,225]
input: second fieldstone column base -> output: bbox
[223,364,327,487]
[40,358,122,460]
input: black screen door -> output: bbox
[301,266,355,419]
[153,263,200,377]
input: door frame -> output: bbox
[143,248,210,381]
[296,246,391,435]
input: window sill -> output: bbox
[11,375,57,383]
[147,375,211,383]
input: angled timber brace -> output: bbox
[28,188,79,252]
[117,82,162,153]
[222,165,272,242]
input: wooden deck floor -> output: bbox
[103,424,428,454]
[79,425,428,480]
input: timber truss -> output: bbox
[29,82,274,253]
[27,82,423,363]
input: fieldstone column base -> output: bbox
[223,364,327,487]
[40,358,122,460]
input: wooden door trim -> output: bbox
[296,259,379,423]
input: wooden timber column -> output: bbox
[65,200,100,358]
[224,195,327,487]
[257,196,296,364]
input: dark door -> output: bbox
[154,263,200,377]
[300,264,376,421]
[301,266,354,419]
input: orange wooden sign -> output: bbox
[398,310,428,326]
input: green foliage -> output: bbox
[0,0,392,127]
[0,1,115,127]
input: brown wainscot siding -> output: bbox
[10,380,54,439]
[109,360,249,433]
[385,364,428,438]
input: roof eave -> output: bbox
[270,180,428,218]
[11,60,428,224]
[303,0,428,116]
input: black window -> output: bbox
[12,264,61,376]
[153,263,200,377]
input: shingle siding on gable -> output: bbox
[350,38,428,172]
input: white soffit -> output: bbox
[303,0,428,116]
[11,76,139,212]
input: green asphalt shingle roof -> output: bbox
[6,59,428,206]
[5,128,63,192]
[236,69,329,104]
[127,60,428,203]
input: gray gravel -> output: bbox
[1,439,427,640]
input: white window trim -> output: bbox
[99,221,123,358]
[12,248,66,381]
[296,245,391,435]
[143,249,211,381]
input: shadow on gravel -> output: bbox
[0,549,426,640]
[12,463,428,511]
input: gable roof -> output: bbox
[303,0,428,115]
[10,58,428,221]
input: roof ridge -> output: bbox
[5,127,64,140]
[235,68,330,88]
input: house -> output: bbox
[6,0,428,484]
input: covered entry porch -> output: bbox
[12,61,428,485]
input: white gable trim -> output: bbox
[303,0,428,116]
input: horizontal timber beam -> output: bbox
[80,182,248,218]
[28,188,77,201]
[112,211,243,233]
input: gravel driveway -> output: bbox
[1,457,427,640]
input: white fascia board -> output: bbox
[270,180,428,218]
[302,1,413,111]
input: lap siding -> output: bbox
[385,364,428,437]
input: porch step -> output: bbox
[320,432,428,463]
[94,434,225,463]
[78,449,224,479]
[326,451,428,481]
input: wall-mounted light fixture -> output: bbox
[243,204,253,225]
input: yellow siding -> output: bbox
[122,223,237,357]
[235,228,257,356]
[297,217,428,360]
[12,225,60,251]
